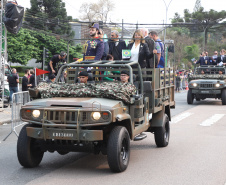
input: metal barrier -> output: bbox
[3,91,30,141]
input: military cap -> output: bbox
[49,74,56,80]
[79,71,89,77]
[121,70,129,76]
[89,22,99,30]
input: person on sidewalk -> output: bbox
[29,69,36,88]
[7,68,19,104]
[175,73,181,92]
[22,69,32,91]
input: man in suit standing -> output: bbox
[217,49,226,66]
[108,30,126,60]
[194,52,208,66]
[140,28,157,68]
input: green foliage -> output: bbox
[184,44,200,61]
[7,29,40,65]
[171,7,226,46]
[7,28,82,65]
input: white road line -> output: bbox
[200,114,225,127]
[171,112,194,124]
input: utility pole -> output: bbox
[0,0,7,110]
[162,0,173,67]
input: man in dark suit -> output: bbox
[216,49,226,65]
[194,52,209,66]
[141,28,157,68]
[108,30,127,60]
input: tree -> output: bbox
[193,0,201,12]
[167,31,197,70]
[7,28,82,65]
[171,8,226,49]
[24,0,74,37]
[79,0,114,23]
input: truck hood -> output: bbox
[189,79,224,84]
[24,97,124,110]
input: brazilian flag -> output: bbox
[122,49,131,59]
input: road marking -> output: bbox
[171,112,193,124]
[200,114,225,127]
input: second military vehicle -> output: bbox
[187,66,226,105]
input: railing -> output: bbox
[3,91,30,141]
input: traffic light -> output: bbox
[45,48,49,58]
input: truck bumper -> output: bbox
[26,127,103,141]
[192,89,221,95]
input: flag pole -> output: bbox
[35,67,37,87]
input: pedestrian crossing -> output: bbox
[171,112,226,126]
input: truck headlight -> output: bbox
[215,83,220,87]
[32,110,41,118]
[192,83,197,87]
[92,112,101,120]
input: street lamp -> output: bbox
[162,0,173,67]
[162,0,173,45]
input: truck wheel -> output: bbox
[17,124,44,168]
[154,114,170,147]
[107,126,130,172]
[187,89,194,104]
[222,89,226,105]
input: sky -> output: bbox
[19,0,226,26]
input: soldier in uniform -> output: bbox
[78,71,89,84]
[120,71,130,83]
[83,23,104,61]
[83,23,104,81]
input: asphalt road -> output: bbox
[1,91,226,185]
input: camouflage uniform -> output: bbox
[34,82,136,104]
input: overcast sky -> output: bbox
[19,0,226,26]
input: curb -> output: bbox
[0,119,11,125]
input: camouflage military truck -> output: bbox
[17,60,175,172]
[187,66,226,105]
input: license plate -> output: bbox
[201,91,209,93]
[52,131,74,138]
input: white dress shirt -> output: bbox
[130,43,140,62]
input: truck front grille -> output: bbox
[49,111,79,123]
[200,84,213,88]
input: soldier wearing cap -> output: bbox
[83,23,104,61]
[120,70,130,83]
[78,71,89,84]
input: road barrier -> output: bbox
[3,91,30,141]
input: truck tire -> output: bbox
[107,126,130,172]
[17,124,44,168]
[154,114,170,147]
[187,89,194,104]
[222,89,226,105]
